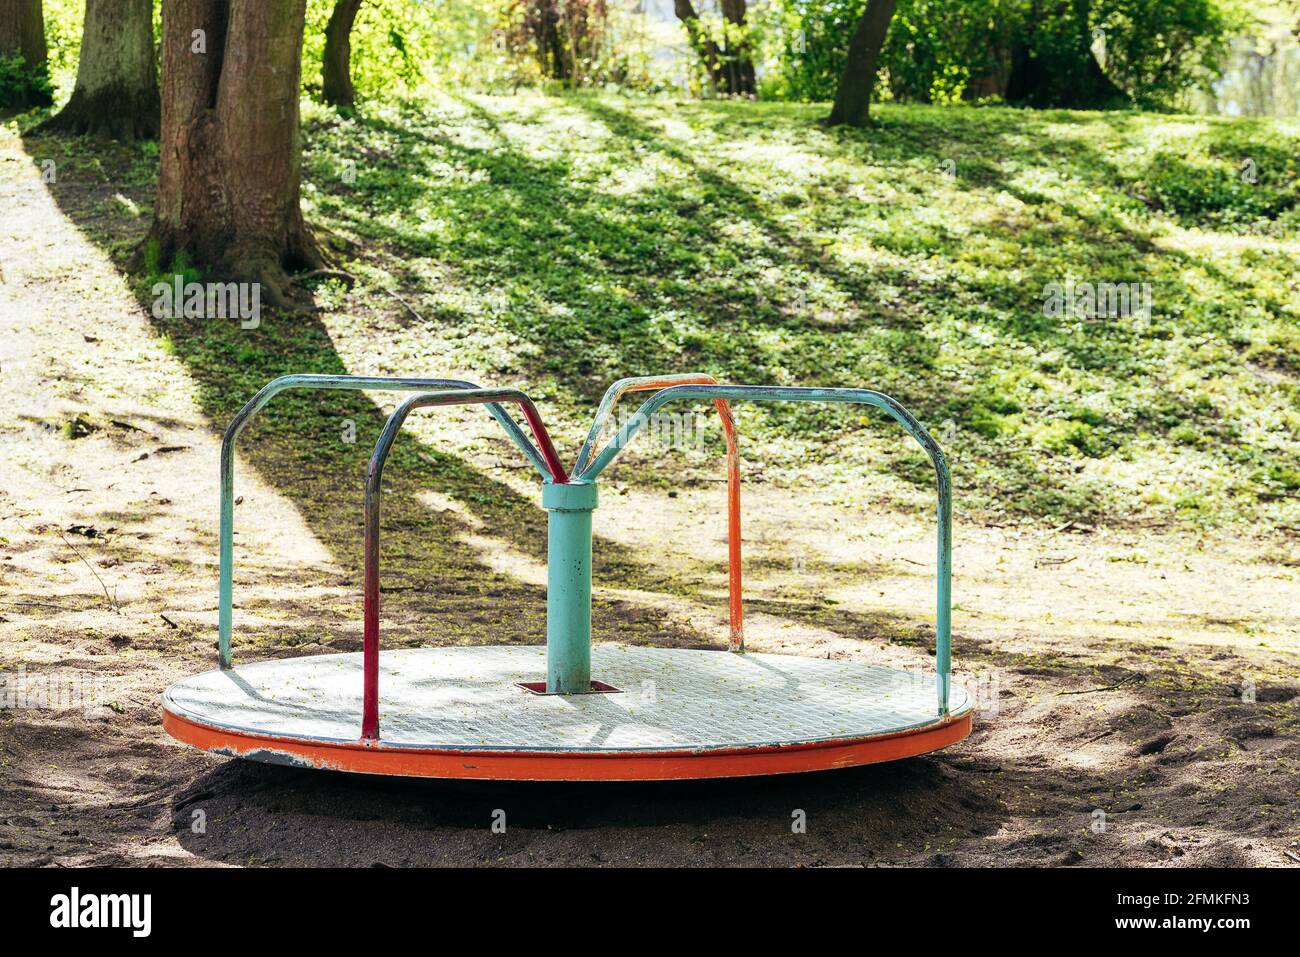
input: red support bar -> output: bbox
[362,388,565,740]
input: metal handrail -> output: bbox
[218,374,558,668]
[361,388,565,740]
[582,384,954,716]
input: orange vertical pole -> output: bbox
[580,375,743,651]
[718,399,744,652]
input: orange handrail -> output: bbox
[573,374,743,651]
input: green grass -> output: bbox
[291,94,1299,530]
[16,93,1300,532]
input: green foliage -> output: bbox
[30,0,1250,106]
[765,0,1241,108]
[0,54,53,109]
[1094,0,1242,105]
[298,0,668,98]
[880,0,1006,105]
[1137,151,1298,225]
[39,0,84,102]
[760,0,866,102]
[302,0,494,97]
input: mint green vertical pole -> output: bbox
[935,448,952,716]
[542,481,598,693]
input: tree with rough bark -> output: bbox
[36,0,158,139]
[147,0,323,307]
[322,0,363,106]
[827,0,897,126]
[0,0,51,107]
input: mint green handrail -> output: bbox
[217,374,551,668]
[583,384,954,716]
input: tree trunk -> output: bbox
[148,0,323,305]
[827,0,897,127]
[672,0,720,96]
[718,0,755,96]
[36,0,158,139]
[322,0,362,106]
[0,0,51,107]
[545,4,568,81]
[1005,1,1128,108]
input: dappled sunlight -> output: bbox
[0,132,327,633]
[4,72,1298,866]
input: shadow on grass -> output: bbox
[297,95,1295,526]
[301,97,1085,523]
[18,121,937,672]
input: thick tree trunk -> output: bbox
[148,0,323,305]
[827,0,897,127]
[0,0,46,68]
[36,0,158,139]
[0,0,52,107]
[322,0,362,106]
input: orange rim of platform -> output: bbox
[163,706,972,782]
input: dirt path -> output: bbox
[1,126,1298,867]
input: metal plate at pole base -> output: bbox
[163,645,973,782]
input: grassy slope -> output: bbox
[17,94,1297,533]
[283,94,1297,531]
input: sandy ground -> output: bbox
[1,126,1298,867]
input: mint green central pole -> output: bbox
[542,481,598,693]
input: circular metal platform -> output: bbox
[163,645,972,781]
